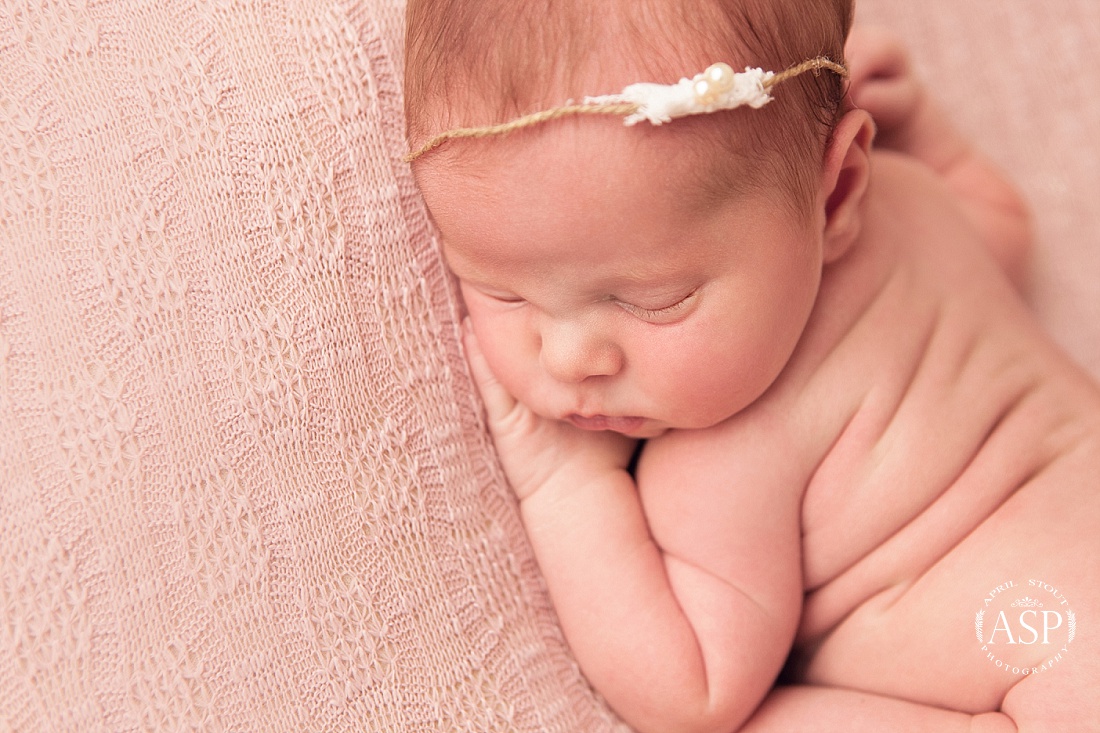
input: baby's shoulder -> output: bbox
[862,150,1019,274]
[761,151,1036,472]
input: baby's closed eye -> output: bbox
[486,293,525,304]
[613,290,698,324]
[468,285,526,305]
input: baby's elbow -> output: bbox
[626,680,765,733]
[632,703,745,733]
[690,699,760,733]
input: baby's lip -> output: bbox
[566,414,645,433]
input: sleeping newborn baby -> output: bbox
[404,0,1099,729]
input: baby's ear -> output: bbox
[819,109,875,263]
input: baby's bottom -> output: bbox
[793,437,1100,728]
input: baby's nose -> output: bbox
[538,319,623,383]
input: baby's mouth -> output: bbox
[566,414,645,433]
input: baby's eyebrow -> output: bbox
[601,266,700,293]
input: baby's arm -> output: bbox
[846,27,1033,288]
[464,325,801,733]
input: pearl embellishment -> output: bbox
[693,78,718,105]
[692,63,741,105]
[705,62,736,92]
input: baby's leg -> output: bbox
[846,27,1032,288]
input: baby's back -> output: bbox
[772,152,1100,721]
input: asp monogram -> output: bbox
[975,579,1077,676]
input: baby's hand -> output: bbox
[462,320,637,501]
[845,26,928,154]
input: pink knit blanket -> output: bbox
[2,0,1098,729]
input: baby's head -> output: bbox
[406,0,873,437]
[407,0,854,204]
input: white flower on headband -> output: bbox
[585,63,775,126]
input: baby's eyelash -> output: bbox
[616,291,697,322]
[475,288,524,304]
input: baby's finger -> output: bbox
[461,319,518,422]
[845,26,910,89]
[847,31,911,98]
[853,75,920,131]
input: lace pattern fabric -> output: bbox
[0,0,625,729]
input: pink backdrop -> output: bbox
[860,1,1100,377]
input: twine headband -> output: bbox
[405,57,847,162]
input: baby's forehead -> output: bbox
[414,121,799,280]
[418,112,772,210]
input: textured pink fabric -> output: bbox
[3,0,1099,730]
[859,0,1100,377]
[0,0,625,729]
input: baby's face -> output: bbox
[416,124,826,437]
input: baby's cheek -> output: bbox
[660,334,780,425]
[468,309,536,394]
